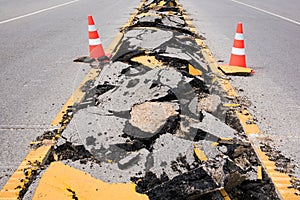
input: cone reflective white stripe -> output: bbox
[234,33,244,40]
[89,38,102,46]
[88,25,97,32]
[231,47,245,55]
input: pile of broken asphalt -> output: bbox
[29,0,284,199]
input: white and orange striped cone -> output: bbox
[230,22,246,68]
[219,22,254,75]
[88,15,109,60]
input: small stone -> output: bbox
[118,152,140,170]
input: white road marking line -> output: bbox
[231,0,300,26]
[0,0,80,25]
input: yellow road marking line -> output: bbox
[255,148,300,199]
[0,1,146,199]
[236,109,261,135]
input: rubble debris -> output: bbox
[290,178,300,192]
[225,109,245,134]
[132,167,220,200]
[226,170,281,200]
[39,0,281,199]
[50,142,94,164]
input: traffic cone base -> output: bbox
[220,22,254,75]
[219,65,254,75]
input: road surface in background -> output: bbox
[181,0,300,176]
[0,0,140,189]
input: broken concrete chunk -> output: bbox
[96,68,171,113]
[129,102,179,134]
[95,62,130,86]
[195,140,223,160]
[198,94,221,113]
[126,29,173,51]
[158,68,183,87]
[191,111,236,140]
[60,107,129,160]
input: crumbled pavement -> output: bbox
[22,0,284,199]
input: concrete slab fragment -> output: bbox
[150,134,196,179]
[191,111,236,140]
[95,62,130,86]
[198,94,222,113]
[125,29,173,51]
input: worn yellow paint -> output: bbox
[219,65,253,75]
[255,148,300,199]
[188,64,202,76]
[223,103,241,107]
[0,0,147,198]
[195,38,205,47]
[131,55,165,68]
[168,1,174,7]
[194,145,208,161]
[236,110,261,135]
[220,188,231,200]
[158,1,166,7]
[32,162,149,200]
[148,3,155,8]
[211,142,219,147]
[219,138,233,141]
[257,165,262,180]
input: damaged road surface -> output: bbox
[1,0,288,199]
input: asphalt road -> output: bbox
[0,0,140,189]
[181,0,300,176]
[1,0,299,192]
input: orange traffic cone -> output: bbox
[219,22,254,75]
[88,15,106,59]
[229,22,247,68]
